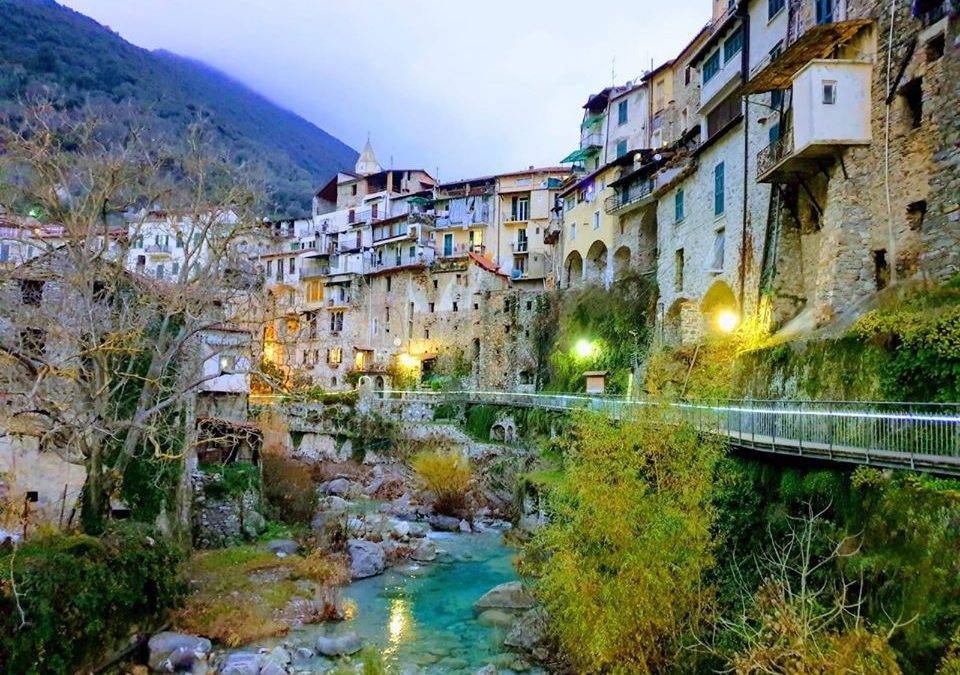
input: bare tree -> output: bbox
[0,103,264,538]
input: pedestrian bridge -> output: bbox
[379,390,960,476]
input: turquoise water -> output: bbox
[280,530,525,672]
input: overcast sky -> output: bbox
[62,0,708,182]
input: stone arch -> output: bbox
[613,245,632,281]
[700,280,739,335]
[374,375,385,391]
[585,240,608,284]
[564,250,583,287]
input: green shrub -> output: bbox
[465,404,498,440]
[432,402,460,420]
[201,461,259,500]
[261,453,317,526]
[0,524,185,674]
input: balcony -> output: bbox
[300,265,330,279]
[605,179,655,214]
[511,240,529,253]
[580,132,603,148]
[144,243,171,254]
[439,243,484,258]
[372,221,413,243]
[756,60,872,182]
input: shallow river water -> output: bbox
[246,529,528,673]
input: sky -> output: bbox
[61,0,709,182]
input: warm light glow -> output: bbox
[574,338,596,359]
[397,352,420,369]
[716,309,739,333]
[354,351,365,370]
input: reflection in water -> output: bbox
[386,596,410,656]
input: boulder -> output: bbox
[219,651,261,675]
[316,632,363,656]
[391,519,411,539]
[265,539,298,557]
[147,632,212,672]
[477,609,517,629]
[459,519,472,533]
[411,538,437,562]
[258,646,291,675]
[348,538,386,578]
[474,582,536,612]
[428,514,461,531]
[503,608,551,659]
[321,495,353,511]
[324,478,358,497]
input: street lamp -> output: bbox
[716,309,739,333]
[574,338,596,359]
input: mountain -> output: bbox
[0,0,357,216]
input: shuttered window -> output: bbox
[714,162,725,216]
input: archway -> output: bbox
[700,280,739,335]
[564,250,583,287]
[613,245,632,281]
[585,240,608,284]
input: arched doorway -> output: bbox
[585,240,608,285]
[613,245,632,281]
[564,250,583,287]
[700,280,739,335]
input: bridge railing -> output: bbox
[379,390,960,471]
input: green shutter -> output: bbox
[714,163,725,216]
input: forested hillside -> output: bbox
[0,0,356,215]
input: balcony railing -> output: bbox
[439,243,484,258]
[580,132,603,148]
[757,128,795,179]
[144,244,171,254]
[604,179,655,213]
[511,240,529,253]
[301,266,330,279]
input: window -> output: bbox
[674,249,684,291]
[900,78,923,129]
[0,244,8,262]
[432,279,438,289]
[156,264,164,279]
[176,233,184,248]
[443,233,453,256]
[327,347,342,365]
[266,259,272,276]
[429,302,435,313]
[511,196,529,221]
[675,189,685,222]
[593,211,600,230]
[684,66,692,85]
[19,279,44,306]
[351,184,357,195]
[815,0,834,24]
[724,26,743,62]
[873,249,889,289]
[570,223,576,240]
[136,254,146,270]
[453,301,458,312]
[616,139,628,158]
[769,121,781,146]
[925,33,945,62]
[768,0,785,19]
[703,51,721,82]
[822,80,837,105]
[617,99,628,125]
[906,200,927,231]
[771,89,784,109]
[330,311,343,332]
[425,328,430,339]
[714,162,725,216]
[711,228,726,271]
[288,257,296,274]
[171,262,180,276]
[386,276,392,292]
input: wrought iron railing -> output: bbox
[757,129,795,179]
[605,179,655,213]
[378,390,960,474]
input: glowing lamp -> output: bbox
[716,309,739,333]
[397,353,420,369]
[574,338,596,359]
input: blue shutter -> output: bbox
[714,163,725,216]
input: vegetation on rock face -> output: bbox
[411,450,473,516]
[527,409,723,672]
[0,524,186,675]
[261,452,317,526]
[173,544,349,646]
[533,274,657,394]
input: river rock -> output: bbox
[459,519,472,533]
[266,539,298,557]
[220,651,261,675]
[316,632,363,656]
[474,582,536,612]
[391,519,411,538]
[503,608,551,660]
[324,478,359,497]
[411,538,437,562]
[320,495,352,511]
[474,666,499,675]
[147,631,212,672]
[428,514,461,531]
[478,609,516,628]
[348,538,386,578]
[258,646,291,675]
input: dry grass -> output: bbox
[173,545,349,646]
[411,450,472,515]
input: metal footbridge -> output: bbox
[379,390,960,476]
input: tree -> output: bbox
[0,102,262,538]
[528,407,722,672]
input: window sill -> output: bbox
[707,268,724,275]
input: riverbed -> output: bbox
[240,529,533,673]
